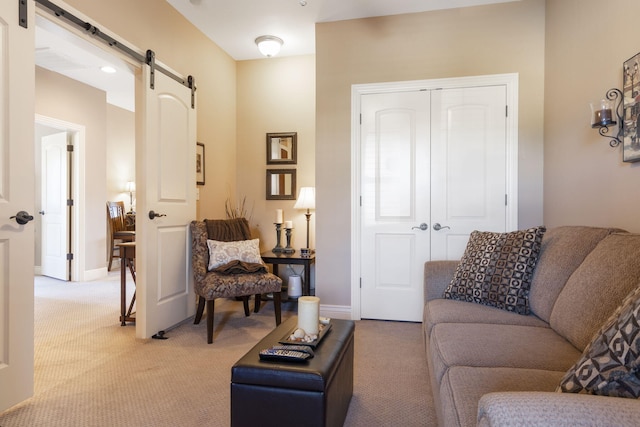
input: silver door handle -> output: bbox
[433,223,450,231]
[411,223,428,231]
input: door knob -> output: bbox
[148,210,167,220]
[411,223,428,231]
[10,211,34,225]
[39,210,45,215]
[433,223,450,231]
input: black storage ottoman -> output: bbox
[231,317,355,427]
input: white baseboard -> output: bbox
[320,304,352,320]
[83,267,108,282]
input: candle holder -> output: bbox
[272,223,284,253]
[284,228,295,254]
[590,88,623,147]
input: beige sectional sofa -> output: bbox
[423,226,640,426]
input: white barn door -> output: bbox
[135,63,197,339]
[0,0,35,412]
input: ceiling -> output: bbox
[34,0,519,111]
[35,14,135,111]
[166,0,519,60]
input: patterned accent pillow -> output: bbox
[206,238,263,271]
[443,226,546,314]
[557,283,640,398]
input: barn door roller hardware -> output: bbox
[28,0,196,108]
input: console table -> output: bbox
[118,242,136,325]
[261,251,315,296]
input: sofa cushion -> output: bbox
[443,227,546,315]
[440,366,564,427]
[206,238,263,271]
[558,282,640,398]
[550,232,640,351]
[424,298,549,336]
[529,226,622,322]
[429,323,581,385]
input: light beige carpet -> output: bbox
[0,273,436,426]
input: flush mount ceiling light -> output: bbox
[255,35,283,58]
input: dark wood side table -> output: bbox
[118,242,136,325]
[261,251,316,296]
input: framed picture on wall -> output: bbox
[196,142,205,185]
[266,132,297,164]
[266,169,296,200]
[623,52,640,162]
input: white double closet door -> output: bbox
[359,77,516,322]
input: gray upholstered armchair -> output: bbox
[190,218,282,343]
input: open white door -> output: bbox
[41,132,69,281]
[0,0,35,412]
[135,63,196,339]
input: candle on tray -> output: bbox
[298,296,320,335]
[275,209,283,224]
[284,220,293,229]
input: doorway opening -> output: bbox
[34,115,85,282]
[34,11,136,281]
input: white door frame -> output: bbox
[35,0,140,282]
[35,114,86,282]
[350,73,519,320]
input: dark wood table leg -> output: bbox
[303,264,311,296]
[120,257,127,326]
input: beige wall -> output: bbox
[236,55,316,253]
[35,66,107,272]
[106,105,135,209]
[316,0,546,307]
[63,0,237,220]
[544,0,640,231]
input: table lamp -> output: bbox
[126,181,135,213]
[294,187,315,256]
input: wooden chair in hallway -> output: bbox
[107,201,135,271]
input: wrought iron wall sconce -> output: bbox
[590,88,623,147]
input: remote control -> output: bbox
[269,344,315,357]
[259,348,312,362]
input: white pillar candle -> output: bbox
[298,296,320,335]
[275,209,283,224]
[284,220,293,229]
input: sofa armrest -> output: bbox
[424,260,458,302]
[477,392,640,427]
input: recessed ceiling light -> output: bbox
[101,66,116,74]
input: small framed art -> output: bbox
[196,142,205,185]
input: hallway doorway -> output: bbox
[35,115,85,282]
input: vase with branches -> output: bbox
[225,196,253,222]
